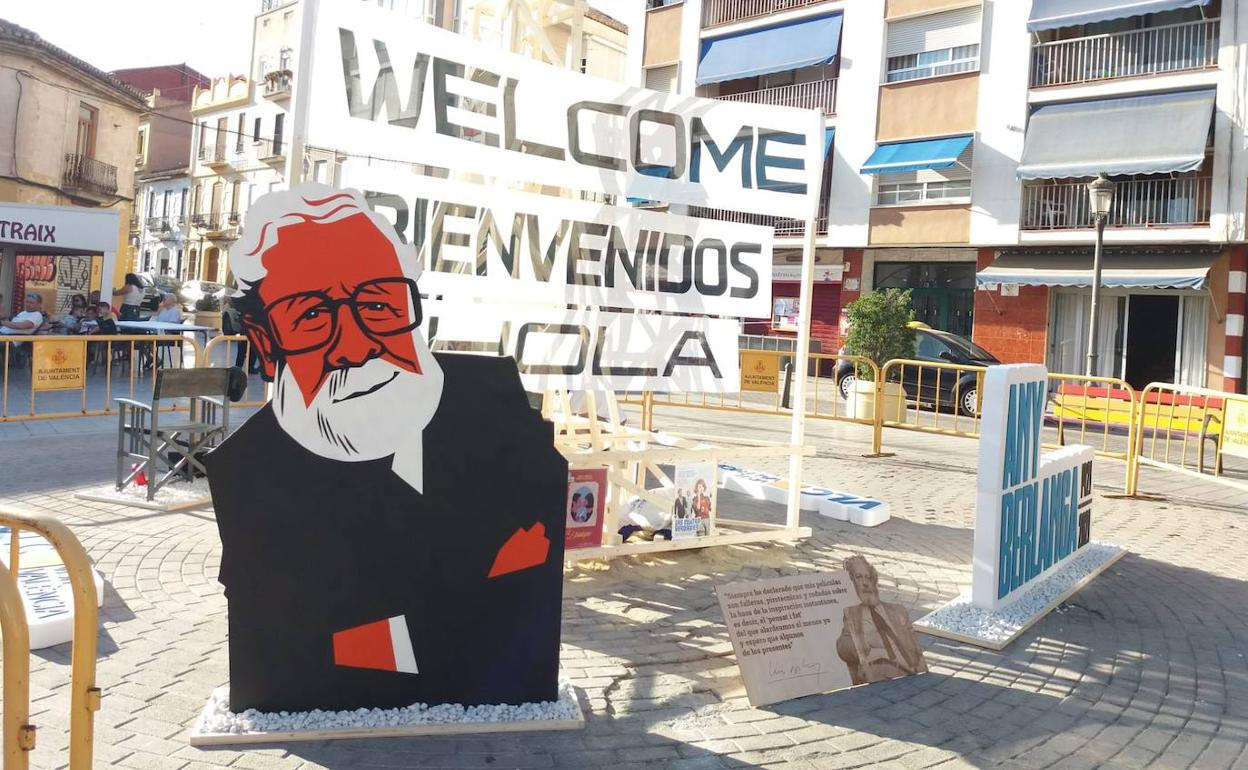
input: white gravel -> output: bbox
[78,478,213,507]
[915,542,1125,644]
[195,679,581,736]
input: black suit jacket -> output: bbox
[204,353,568,713]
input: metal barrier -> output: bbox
[1045,373,1139,493]
[1,334,204,422]
[202,335,271,407]
[0,509,101,770]
[876,358,987,440]
[1131,382,1248,494]
[626,350,885,453]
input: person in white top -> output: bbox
[0,293,45,335]
[112,273,145,320]
[154,293,183,324]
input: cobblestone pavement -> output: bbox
[1,404,1246,770]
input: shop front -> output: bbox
[744,251,844,354]
[0,202,119,319]
[977,247,1237,391]
[863,249,979,339]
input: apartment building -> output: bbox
[637,0,1247,393]
[0,18,148,307]
[114,64,209,278]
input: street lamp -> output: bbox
[1085,174,1115,377]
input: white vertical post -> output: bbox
[784,113,826,530]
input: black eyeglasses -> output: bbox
[263,277,422,355]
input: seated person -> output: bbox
[55,306,85,334]
[154,293,183,324]
[0,293,45,335]
[78,306,100,335]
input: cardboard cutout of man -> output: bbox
[204,185,568,713]
[836,556,927,686]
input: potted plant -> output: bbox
[842,289,917,421]
[194,294,223,330]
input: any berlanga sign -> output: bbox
[972,365,1094,611]
[299,0,825,217]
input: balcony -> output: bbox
[1031,18,1219,89]
[145,215,169,233]
[1021,176,1212,231]
[713,78,837,116]
[128,213,140,234]
[62,154,118,199]
[703,0,830,28]
[688,206,829,238]
[263,70,293,101]
[256,138,286,162]
[194,213,239,240]
[199,144,231,169]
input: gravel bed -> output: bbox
[915,542,1125,644]
[77,478,212,506]
[195,679,581,736]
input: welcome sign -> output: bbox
[300,0,825,217]
[972,365,1093,610]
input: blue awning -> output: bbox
[977,251,1216,290]
[860,135,973,175]
[697,13,843,86]
[1017,90,1215,180]
[1028,0,1211,32]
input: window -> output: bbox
[76,103,98,157]
[179,188,187,217]
[215,116,228,155]
[162,190,171,216]
[136,128,147,163]
[253,117,262,143]
[148,190,157,217]
[885,6,981,83]
[916,332,947,360]
[236,113,247,152]
[230,180,241,215]
[192,183,202,215]
[312,159,328,183]
[874,140,974,206]
[279,47,292,71]
[211,182,224,217]
[887,45,980,82]
[645,64,678,93]
[273,113,285,154]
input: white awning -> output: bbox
[1028,0,1212,32]
[977,251,1217,290]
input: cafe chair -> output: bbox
[115,368,231,501]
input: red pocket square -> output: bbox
[488,523,550,578]
[332,615,418,674]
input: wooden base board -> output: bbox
[914,546,1127,651]
[189,693,585,746]
[567,526,812,561]
[75,489,212,512]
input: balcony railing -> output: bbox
[688,206,829,237]
[702,0,830,27]
[256,138,285,160]
[1031,18,1219,88]
[1021,177,1212,230]
[145,216,169,232]
[128,214,140,233]
[713,78,838,116]
[263,71,293,99]
[63,154,118,197]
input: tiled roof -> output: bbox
[0,18,148,107]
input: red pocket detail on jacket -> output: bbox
[488,522,550,578]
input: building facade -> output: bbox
[634,0,1248,393]
[0,18,148,306]
[114,64,209,278]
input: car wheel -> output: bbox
[838,371,856,400]
[959,386,979,417]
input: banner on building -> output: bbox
[301,0,825,217]
[32,339,86,392]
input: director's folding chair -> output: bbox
[115,368,231,501]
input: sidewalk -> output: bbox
[1,407,1246,769]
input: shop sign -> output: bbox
[32,339,86,392]
[0,202,119,253]
[740,351,779,392]
[304,0,825,217]
[1222,397,1248,460]
[972,365,1094,610]
[770,265,842,283]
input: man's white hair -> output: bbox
[233,183,418,294]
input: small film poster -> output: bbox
[566,468,607,549]
[672,463,716,540]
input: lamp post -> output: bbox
[1085,174,1115,377]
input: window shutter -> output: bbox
[645,64,679,93]
[886,6,982,59]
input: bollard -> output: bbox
[781,361,793,410]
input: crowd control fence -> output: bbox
[0,508,101,770]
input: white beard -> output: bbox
[272,337,444,493]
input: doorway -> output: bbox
[205,247,221,283]
[1125,295,1179,389]
[873,262,976,338]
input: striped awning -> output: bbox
[976,251,1217,290]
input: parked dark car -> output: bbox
[835,325,1000,416]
